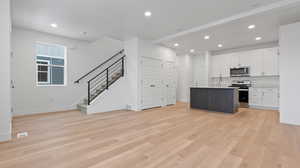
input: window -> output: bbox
[36,43,66,86]
[37,60,50,84]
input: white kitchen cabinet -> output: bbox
[261,88,279,107]
[239,51,252,67]
[249,88,279,109]
[219,54,230,77]
[210,47,279,78]
[229,53,240,68]
[248,50,263,76]
[211,54,230,78]
[210,55,220,78]
[249,88,261,105]
[262,48,279,76]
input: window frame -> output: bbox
[36,60,50,84]
[35,42,67,87]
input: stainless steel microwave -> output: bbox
[230,67,250,77]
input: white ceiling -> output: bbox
[160,1,300,54]
[12,0,283,42]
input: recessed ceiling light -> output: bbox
[174,43,179,47]
[204,35,210,40]
[51,23,58,28]
[190,49,195,53]
[218,44,223,48]
[255,37,262,41]
[248,24,256,29]
[144,11,152,17]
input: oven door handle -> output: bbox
[238,89,249,91]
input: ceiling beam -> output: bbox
[153,0,300,44]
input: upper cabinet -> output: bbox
[248,49,263,76]
[210,47,279,78]
[262,48,279,76]
[229,53,240,68]
[211,53,230,77]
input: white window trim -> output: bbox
[35,42,67,87]
[36,60,50,85]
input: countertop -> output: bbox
[190,87,238,90]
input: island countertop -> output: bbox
[190,87,238,90]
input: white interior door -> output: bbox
[141,57,162,109]
[164,61,176,105]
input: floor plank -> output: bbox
[0,103,299,168]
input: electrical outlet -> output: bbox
[17,132,28,139]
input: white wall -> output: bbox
[176,52,210,103]
[0,0,12,142]
[139,39,177,107]
[11,28,122,116]
[177,55,193,102]
[12,31,176,115]
[279,22,300,126]
[124,38,140,111]
[192,52,210,87]
[122,38,177,111]
[87,77,129,114]
[85,38,142,114]
[139,40,177,62]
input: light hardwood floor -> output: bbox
[0,103,299,168]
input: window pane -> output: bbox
[37,56,51,61]
[51,58,64,66]
[51,67,64,85]
[38,72,48,82]
[57,46,65,57]
[36,43,66,86]
[48,46,55,56]
[38,65,48,71]
[37,44,48,55]
[37,61,48,65]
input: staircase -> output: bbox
[75,49,125,113]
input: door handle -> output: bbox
[150,84,155,87]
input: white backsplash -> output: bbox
[210,76,280,88]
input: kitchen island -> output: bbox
[190,87,239,113]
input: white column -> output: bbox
[279,22,300,126]
[0,0,12,142]
[124,38,141,111]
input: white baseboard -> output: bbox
[177,98,189,103]
[0,133,11,142]
[249,105,279,110]
[280,119,300,126]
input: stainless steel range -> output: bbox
[229,80,251,103]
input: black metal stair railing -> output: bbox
[87,56,125,105]
[74,49,124,84]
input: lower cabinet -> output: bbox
[249,88,279,109]
[190,88,239,113]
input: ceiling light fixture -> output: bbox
[51,23,58,28]
[204,35,210,40]
[190,49,195,53]
[174,43,179,47]
[255,37,262,41]
[144,11,152,17]
[248,24,256,29]
[218,44,223,48]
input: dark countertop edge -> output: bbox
[190,87,238,90]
